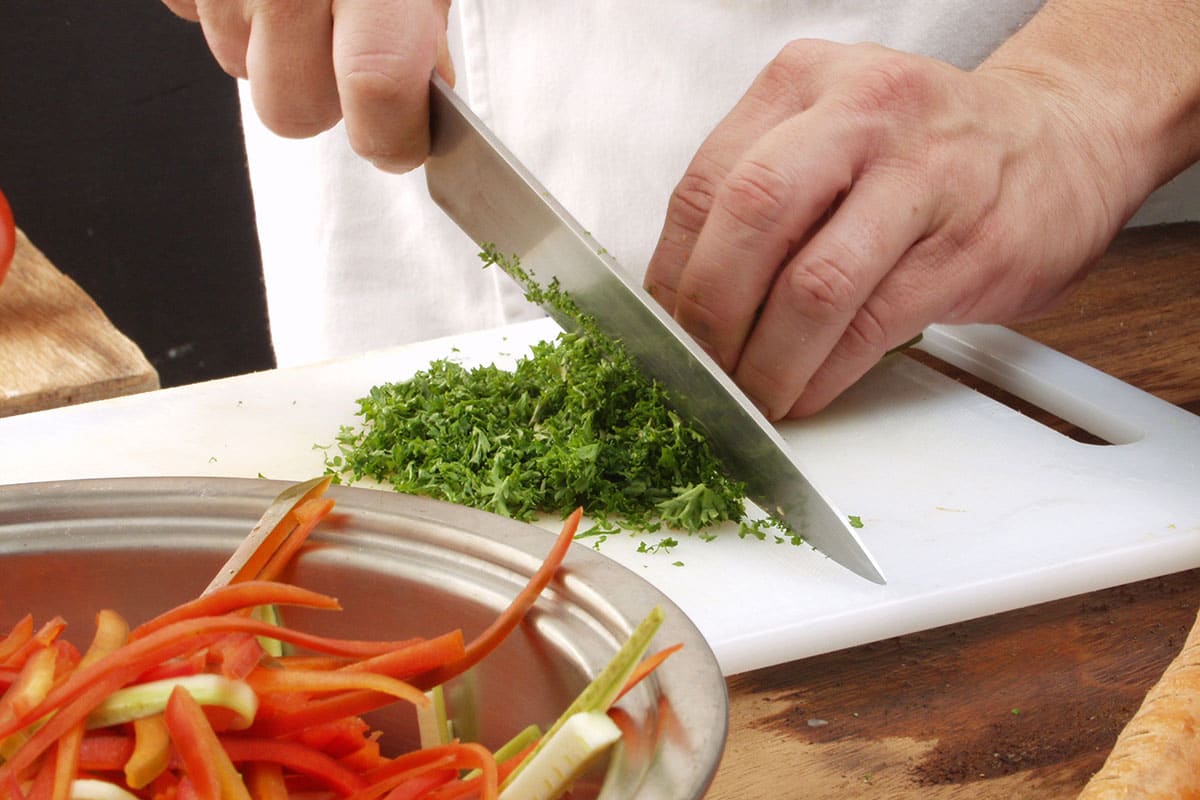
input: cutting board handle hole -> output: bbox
[903,350,1115,446]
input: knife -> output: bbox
[424,75,885,584]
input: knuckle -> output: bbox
[840,53,935,117]
[667,169,720,231]
[720,159,794,235]
[765,39,828,85]
[842,301,891,359]
[784,249,862,323]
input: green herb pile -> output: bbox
[324,246,787,544]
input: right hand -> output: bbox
[161,0,454,173]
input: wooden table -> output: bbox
[0,229,159,416]
[707,222,1200,799]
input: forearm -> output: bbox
[979,0,1200,221]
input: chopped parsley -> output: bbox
[324,245,791,545]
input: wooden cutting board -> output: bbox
[0,229,159,417]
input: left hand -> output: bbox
[643,39,1134,419]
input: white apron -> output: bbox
[239,1,1199,367]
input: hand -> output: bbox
[643,38,1135,420]
[161,0,454,172]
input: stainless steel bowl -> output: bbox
[0,477,726,799]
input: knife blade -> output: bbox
[424,75,885,584]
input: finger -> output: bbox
[161,0,201,22]
[331,0,447,172]
[244,2,341,137]
[734,172,934,420]
[193,0,251,78]
[669,110,863,373]
[644,41,834,313]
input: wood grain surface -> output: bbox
[0,229,158,417]
[706,222,1200,799]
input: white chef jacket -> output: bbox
[239,1,1200,367]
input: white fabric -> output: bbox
[239,1,1199,367]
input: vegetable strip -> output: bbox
[0,479,678,800]
[129,581,341,641]
[415,507,582,689]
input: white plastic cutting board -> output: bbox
[2,317,1198,676]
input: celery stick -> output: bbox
[498,712,621,800]
[69,779,142,800]
[501,605,664,791]
[85,674,257,730]
[417,684,451,748]
[494,723,542,764]
[250,603,285,657]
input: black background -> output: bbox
[1,2,275,387]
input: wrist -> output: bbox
[977,0,1200,225]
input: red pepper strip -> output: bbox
[48,721,84,800]
[219,736,368,796]
[222,478,333,588]
[409,743,499,800]
[378,768,459,800]
[296,715,372,756]
[613,643,684,703]
[358,744,470,786]
[415,508,582,690]
[340,630,465,680]
[254,496,336,583]
[176,775,202,800]
[346,757,459,800]
[274,655,354,670]
[135,651,206,683]
[0,615,33,664]
[244,761,289,800]
[3,618,66,671]
[250,689,394,738]
[207,634,265,681]
[246,666,428,707]
[424,741,533,800]
[148,770,182,800]
[26,747,56,800]
[339,737,388,773]
[44,642,80,699]
[78,732,134,771]
[355,743,502,800]
[166,685,252,800]
[126,714,172,789]
[130,581,342,641]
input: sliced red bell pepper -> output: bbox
[341,630,465,680]
[130,581,341,641]
[218,736,369,795]
[415,508,582,690]
[165,685,251,800]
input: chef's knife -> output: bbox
[424,75,885,584]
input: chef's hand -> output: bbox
[644,2,1200,420]
[159,0,452,173]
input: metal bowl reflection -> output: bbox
[0,477,726,799]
